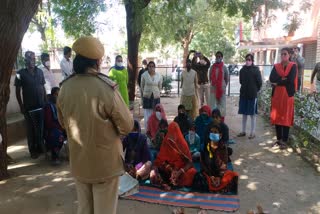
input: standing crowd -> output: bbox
[14,34,320,214]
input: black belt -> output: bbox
[199,82,208,85]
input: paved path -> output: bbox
[1,96,320,214]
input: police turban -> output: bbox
[72,36,104,60]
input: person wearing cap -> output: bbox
[57,36,133,214]
[15,51,47,159]
[108,55,129,106]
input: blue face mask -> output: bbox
[129,132,139,138]
[209,133,220,142]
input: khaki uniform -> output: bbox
[57,68,133,214]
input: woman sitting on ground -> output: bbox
[44,87,66,165]
[150,122,197,190]
[211,108,233,170]
[150,119,168,160]
[122,120,152,180]
[147,104,167,141]
[194,105,213,152]
[184,123,201,161]
[194,123,238,193]
[174,104,193,136]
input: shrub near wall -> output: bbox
[258,82,320,172]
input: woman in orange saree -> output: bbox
[269,47,297,150]
[150,122,197,190]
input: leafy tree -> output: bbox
[124,0,151,103]
[51,0,106,38]
[0,0,41,180]
[29,0,58,50]
[141,0,246,65]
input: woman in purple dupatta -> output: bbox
[122,120,152,180]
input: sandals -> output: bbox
[272,141,288,150]
[237,132,246,137]
[279,142,288,150]
[248,134,256,139]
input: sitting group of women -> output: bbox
[122,103,238,194]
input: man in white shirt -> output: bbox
[60,46,73,80]
[39,53,57,94]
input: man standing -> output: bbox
[60,46,73,80]
[190,50,211,106]
[138,59,148,88]
[39,52,57,94]
[293,47,305,92]
[57,36,133,214]
[180,59,199,119]
[209,51,229,122]
[15,51,46,159]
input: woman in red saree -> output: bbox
[150,122,197,189]
[269,47,297,149]
[147,104,167,141]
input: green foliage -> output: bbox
[162,75,173,93]
[283,11,302,34]
[51,0,106,38]
[141,0,247,62]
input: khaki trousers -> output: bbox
[75,176,119,214]
[198,83,210,106]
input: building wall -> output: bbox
[316,17,320,63]
[304,42,317,69]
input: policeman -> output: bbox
[57,36,133,214]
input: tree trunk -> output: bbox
[124,0,151,106]
[0,0,41,180]
[125,3,141,105]
[181,30,194,68]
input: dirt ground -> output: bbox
[1,96,320,214]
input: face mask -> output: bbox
[116,62,123,67]
[156,111,162,120]
[245,61,252,66]
[45,61,50,67]
[216,58,222,63]
[189,130,195,144]
[178,112,185,117]
[160,129,167,135]
[200,59,206,65]
[129,132,139,138]
[209,133,220,142]
[51,96,57,104]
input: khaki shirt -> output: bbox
[57,68,133,183]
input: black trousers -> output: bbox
[275,125,290,142]
[24,108,44,156]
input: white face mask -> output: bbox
[116,62,123,67]
[155,111,162,120]
[189,130,195,144]
[245,61,252,66]
[45,61,50,67]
